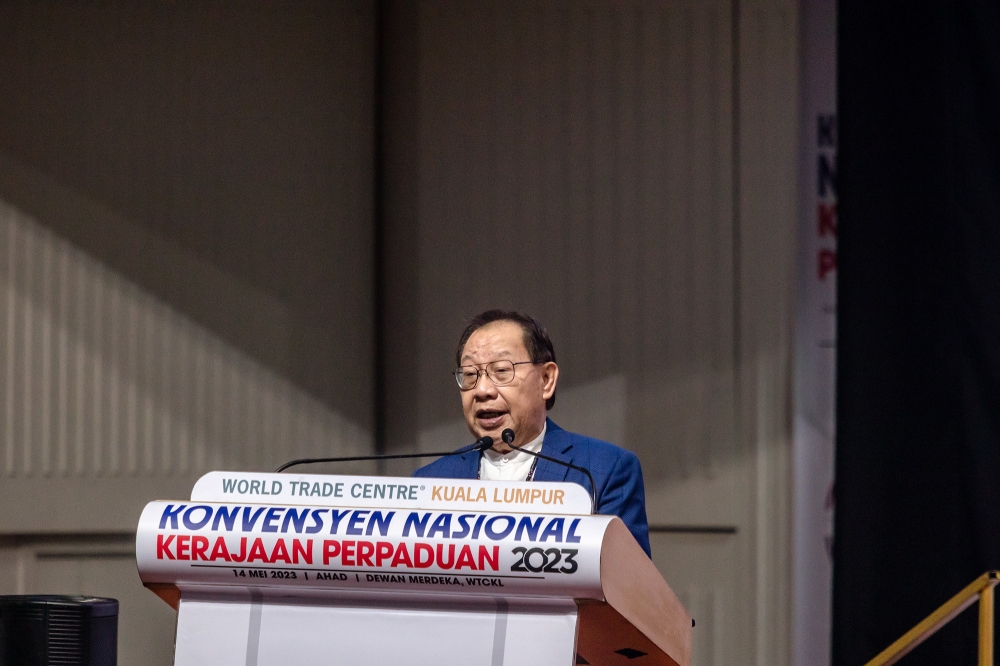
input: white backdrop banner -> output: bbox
[793,0,837,664]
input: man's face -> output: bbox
[459,321,559,452]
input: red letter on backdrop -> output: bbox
[818,249,837,280]
[818,203,837,237]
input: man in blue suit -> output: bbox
[414,310,651,557]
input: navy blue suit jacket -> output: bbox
[413,419,651,556]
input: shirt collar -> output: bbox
[482,422,546,464]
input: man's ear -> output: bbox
[540,362,559,400]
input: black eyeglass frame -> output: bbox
[453,360,539,390]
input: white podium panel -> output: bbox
[174,590,577,666]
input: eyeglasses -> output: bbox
[453,360,537,390]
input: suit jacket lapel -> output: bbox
[452,448,481,478]
[532,419,574,482]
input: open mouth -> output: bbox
[475,409,507,428]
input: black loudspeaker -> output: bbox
[0,596,118,666]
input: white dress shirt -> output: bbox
[478,423,547,481]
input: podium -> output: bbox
[136,471,691,665]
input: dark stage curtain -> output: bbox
[834,1,1000,664]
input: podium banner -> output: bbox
[136,500,612,601]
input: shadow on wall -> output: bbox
[0,198,372,479]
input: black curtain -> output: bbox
[834,1,1000,664]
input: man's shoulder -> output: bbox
[546,421,640,466]
[413,448,478,479]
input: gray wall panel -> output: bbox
[0,0,376,426]
[383,0,739,478]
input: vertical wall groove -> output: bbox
[21,222,33,476]
[56,246,68,475]
[3,216,14,474]
[731,0,743,446]
[372,0,387,462]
